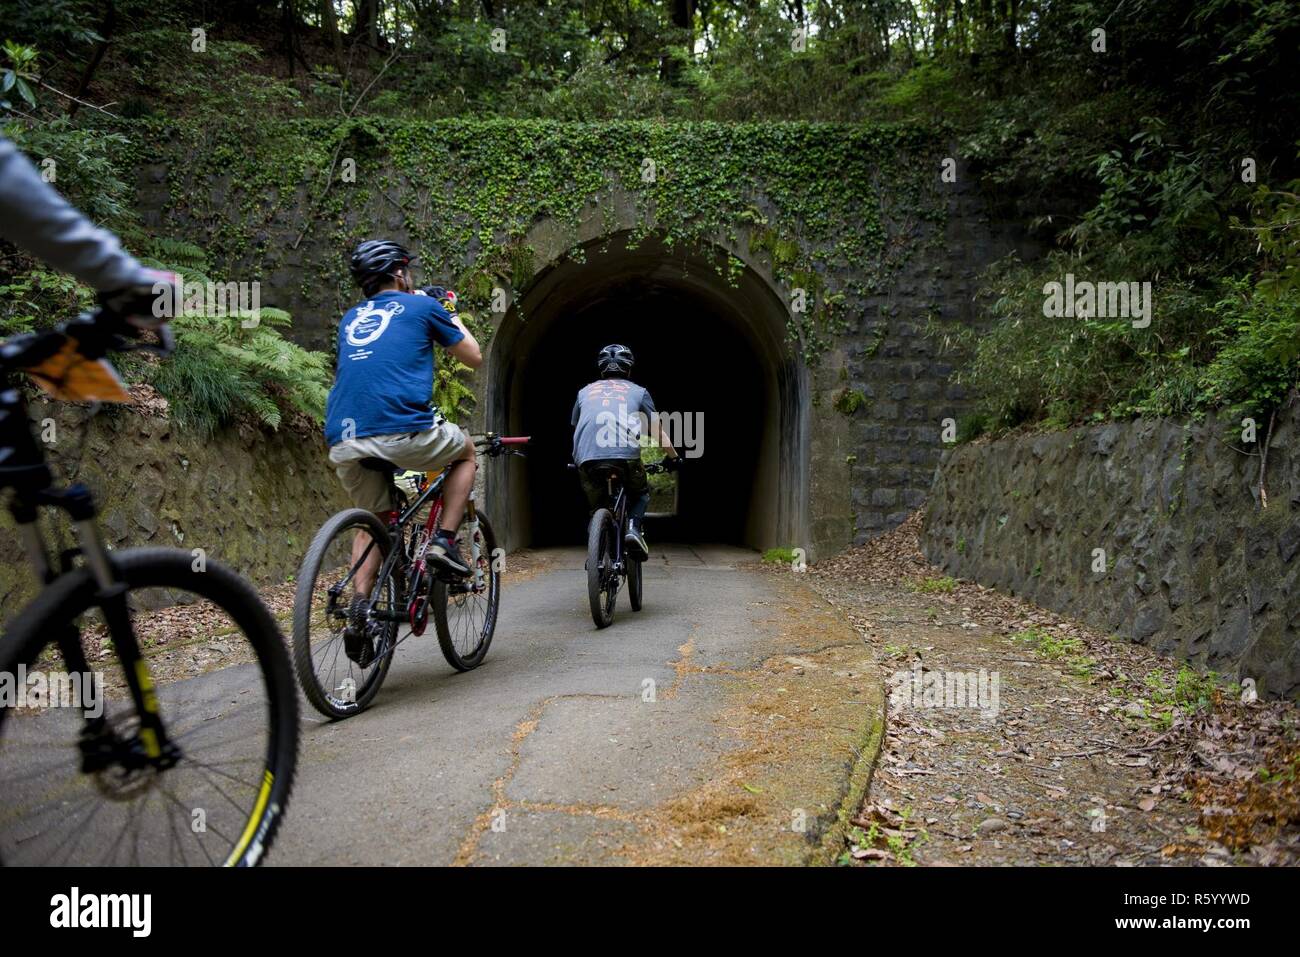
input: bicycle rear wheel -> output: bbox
[587,508,618,628]
[0,548,297,866]
[432,511,499,671]
[292,509,398,719]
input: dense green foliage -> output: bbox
[929,0,1300,429]
[2,0,1298,432]
[127,239,330,435]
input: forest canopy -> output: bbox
[2,0,1298,431]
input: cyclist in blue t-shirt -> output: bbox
[324,240,483,615]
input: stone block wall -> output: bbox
[1,400,348,617]
[922,399,1300,698]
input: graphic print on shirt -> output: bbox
[585,379,631,408]
[345,299,405,350]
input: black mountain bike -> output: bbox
[578,460,668,629]
[292,433,529,719]
[0,309,298,866]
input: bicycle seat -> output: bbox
[357,456,399,474]
[590,462,634,494]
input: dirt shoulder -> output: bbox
[613,575,884,865]
[788,513,1300,867]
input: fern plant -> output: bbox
[434,357,476,424]
[140,240,331,435]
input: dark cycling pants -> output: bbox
[579,458,650,525]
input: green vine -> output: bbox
[101,118,947,367]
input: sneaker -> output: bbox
[344,596,377,667]
[624,521,649,561]
[428,530,471,576]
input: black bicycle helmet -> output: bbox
[349,239,414,294]
[597,343,634,377]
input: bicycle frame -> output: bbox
[605,478,629,573]
[333,460,489,639]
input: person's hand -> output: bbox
[418,285,459,314]
[99,269,181,330]
[662,455,683,473]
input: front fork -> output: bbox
[465,494,484,590]
[14,488,174,768]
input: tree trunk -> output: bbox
[660,0,694,83]
[321,0,344,70]
[282,0,299,77]
[69,1,115,116]
[1003,0,1019,52]
[934,0,949,53]
[352,0,382,47]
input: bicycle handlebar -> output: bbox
[567,461,669,474]
[0,307,174,373]
[475,433,531,458]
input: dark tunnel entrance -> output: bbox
[485,233,810,554]
[517,283,764,546]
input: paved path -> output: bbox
[2,545,882,866]
[272,544,881,865]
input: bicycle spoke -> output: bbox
[156,783,228,865]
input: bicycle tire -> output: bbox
[432,512,499,671]
[292,508,397,719]
[587,508,617,628]
[0,548,297,867]
[628,555,643,611]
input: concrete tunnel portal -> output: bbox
[485,232,811,556]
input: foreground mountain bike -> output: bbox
[292,432,529,719]
[577,459,668,629]
[0,309,298,866]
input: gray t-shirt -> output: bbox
[571,378,657,465]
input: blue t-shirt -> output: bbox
[323,291,464,446]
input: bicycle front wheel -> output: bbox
[587,508,618,629]
[432,511,500,671]
[628,556,643,612]
[0,548,297,866]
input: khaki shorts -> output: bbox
[330,423,469,512]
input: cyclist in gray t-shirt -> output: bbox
[571,344,680,559]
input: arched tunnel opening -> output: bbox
[485,234,809,554]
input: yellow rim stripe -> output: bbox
[224,769,274,867]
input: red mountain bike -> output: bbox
[292,433,529,719]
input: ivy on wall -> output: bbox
[111,118,947,365]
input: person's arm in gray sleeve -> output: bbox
[641,389,678,459]
[0,135,151,291]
